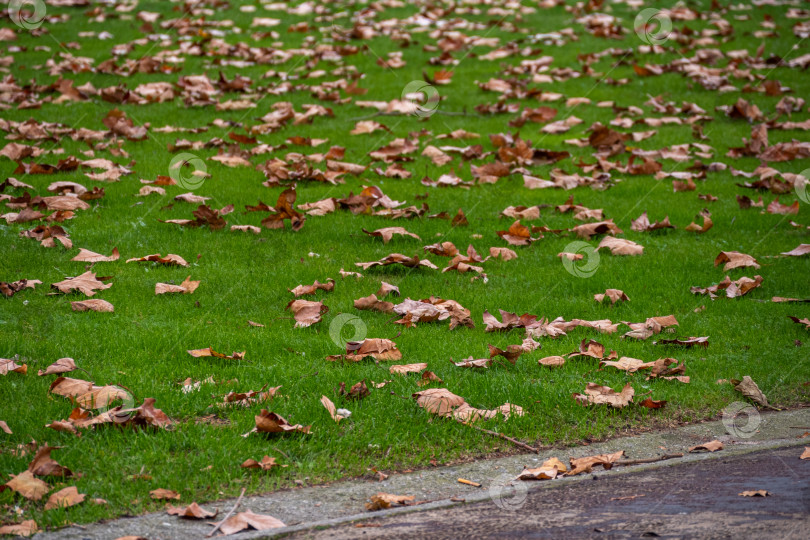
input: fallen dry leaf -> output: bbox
[714,251,760,271]
[187,347,245,361]
[52,271,112,296]
[689,440,724,453]
[390,363,428,375]
[155,276,200,295]
[573,383,634,408]
[320,395,349,423]
[732,376,769,407]
[38,357,77,376]
[567,451,625,476]
[45,486,85,510]
[126,253,189,267]
[241,456,284,471]
[245,409,311,436]
[594,289,629,304]
[0,279,41,298]
[0,520,38,537]
[1,357,27,375]
[366,493,415,511]
[286,299,328,328]
[327,339,402,362]
[362,227,421,244]
[739,490,770,497]
[3,471,49,501]
[28,446,72,478]
[71,299,114,312]
[167,502,217,519]
[71,247,120,263]
[150,488,180,501]
[289,279,334,297]
[215,510,286,535]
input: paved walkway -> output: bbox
[37,408,810,539]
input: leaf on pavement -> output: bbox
[689,440,724,453]
[71,299,115,312]
[167,502,217,518]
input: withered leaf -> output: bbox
[289,279,334,297]
[155,276,200,295]
[566,451,625,476]
[390,363,428,375]
[597,236,644,256]
[689,440,724,453]
[0,279,41,298]
[126,253,189,267]
[714,251,760,271]
[362,227,421,244]
[0,520,38,537]
[573,383,634,408]
[339,380,370,400]
[739,490,769,497]
[3,471,49,501]
[215,510,286,535]
[52,271,112,296]
[150,489,180,501]
[327,339,402,362]
[286,299,328,328]
[71,247,120,263]
[245,410,311,436]
[38,357,77,376]
[166,502,217,519]
[594,289,629,304]
[366,493,415,511]
[28,446,72,478]
[320,395,348,423]
[356,253,438,271]
[240,456,284,471]
[71,299,114,312]
[187,348,245,361]
[45,486,85,510]
[732,375,769,407]
[0,357,27,375]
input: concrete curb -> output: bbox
[36,407,810,539]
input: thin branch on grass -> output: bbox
[470,424,539,453]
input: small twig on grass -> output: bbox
[615,453,683,466]
[272,446,291,460]
[207,487,246,538]
[470,425,539,453]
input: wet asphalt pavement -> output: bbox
[291,445,810,539]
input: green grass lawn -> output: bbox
[1,0,809,532]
